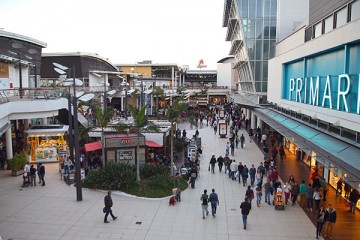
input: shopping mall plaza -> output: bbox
[0,0,360,239]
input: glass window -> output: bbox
[264,19,270,39]
[335,7,348,28]
[255,61,262,80]
[270,0,277,17]
[305,27,312,42]
[263,61,268,80]
[255,20,263,39]
[248,20,255,39]
[270,20,276,39]
[269,40,276,58]
[247,40,255,60]
[241,0,248,18]
[351,0,360,21]
[262,82,268,92]
[249,0,256,18]
[256,0,264,18]
[263,40,269,60]
[324,15,334,33]
[314,22,322,38]
[255,82,261,92]
[264,0,270,17]
[255,40,263,59]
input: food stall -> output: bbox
[25,125,69,163]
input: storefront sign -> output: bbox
[117,150,133,161]
[119,138,131,145]
[282,42,360,115]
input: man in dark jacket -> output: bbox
[208,189,219,217]
[217,156,224,172]
[349,189,360,214]
[237,162,244,184]
[38,163,45,186]
[104,191,117,223]
[240,197,252,229]
[323,204,336,239]
[209,155,217,173]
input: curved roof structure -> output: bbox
[0,29,47,48]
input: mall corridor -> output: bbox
[253,129,360,240]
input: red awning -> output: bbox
[84,141,102,152]
[146,140,162,148]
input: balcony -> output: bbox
[229,40,243,55]
[225,18,238,41]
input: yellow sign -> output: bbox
[0,62,9,78]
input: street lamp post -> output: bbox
[53,63,83,201]
[120,81,128,120]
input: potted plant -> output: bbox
[9,153,27,176]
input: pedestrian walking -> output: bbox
[230,160,238,180]
[291,181,300,206]
[240,134,245,148]
[249,164,256,186]
[189,167,197,189]
[103,191,117,223]
[336,179,343,196]
[224,155,230,175]
[230,141,235,156]
[349,189,360,214]
[225,142,230,156]
[64,157,72,175]
[306,183,314,212]
[217,155,224,172]
[245,185,254,204]
[316,206,326,239]
[313,187,322,210]
[323,204,337,239]
[283,181,292,205]
[299,180,307,207]
[38,163,45,186]
[208,189,219,217]
[242,165,249,187]
[201,189,209,219]
[209,155,216,173]
[255,183,262,207]
[240,197,252,230]
[263,178,272,205]
[29,164,37,186]
[279,146,285,160]
[237,162,244,184]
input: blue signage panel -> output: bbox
[282,42,360,114]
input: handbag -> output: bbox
[208,166,210,171]
[103,207,106,213]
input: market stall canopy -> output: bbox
[84,141,102,152]
[146,140,162,148]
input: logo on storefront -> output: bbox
[119,138,131,145]
[282,42,360,115]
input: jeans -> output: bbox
[64,165,70,175]
[242,176,248,186]
[218,165,223,172]
[265,190,271,203]
[323,222,335,238]
[292,194,298,205]
[250,175,255,185]
[316,220,324,238]
[306,197,313,210]
[238,172,241,183]
[211,202,217,215]
[256,193,262,204]
[202,205,209,218]
[40,173,45,185]
[30,175,36,186]
[242,214,248,227]
[211,164,215,173]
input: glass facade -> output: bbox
[234,0,277,93]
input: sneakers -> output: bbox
[113,217,117,220]
[104,221,110,223]
[243,225,246,230]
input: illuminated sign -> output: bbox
[282,42,360,114]
[117,151,133,161]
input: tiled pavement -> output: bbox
[0,124,319,240]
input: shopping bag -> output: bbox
[244,143,246,148]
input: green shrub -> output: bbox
[140,164,168,179]
[9,153,27,172]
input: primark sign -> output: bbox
[282,42,360,115]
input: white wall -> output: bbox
[268,19,360,131]
[277,0,309,42]
[6,63,30,89]
[217,58,234,88]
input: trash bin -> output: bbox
[296,150,301,160]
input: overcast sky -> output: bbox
[0,0,230,69]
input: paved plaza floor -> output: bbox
[0,124,319,240]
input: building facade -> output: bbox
[266,0,360,212]
[223,0,308,102]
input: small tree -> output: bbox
[152,86,164,113]
[116,104,158,182]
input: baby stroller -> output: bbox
[22,173,30,187]
[273,192,285,210]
